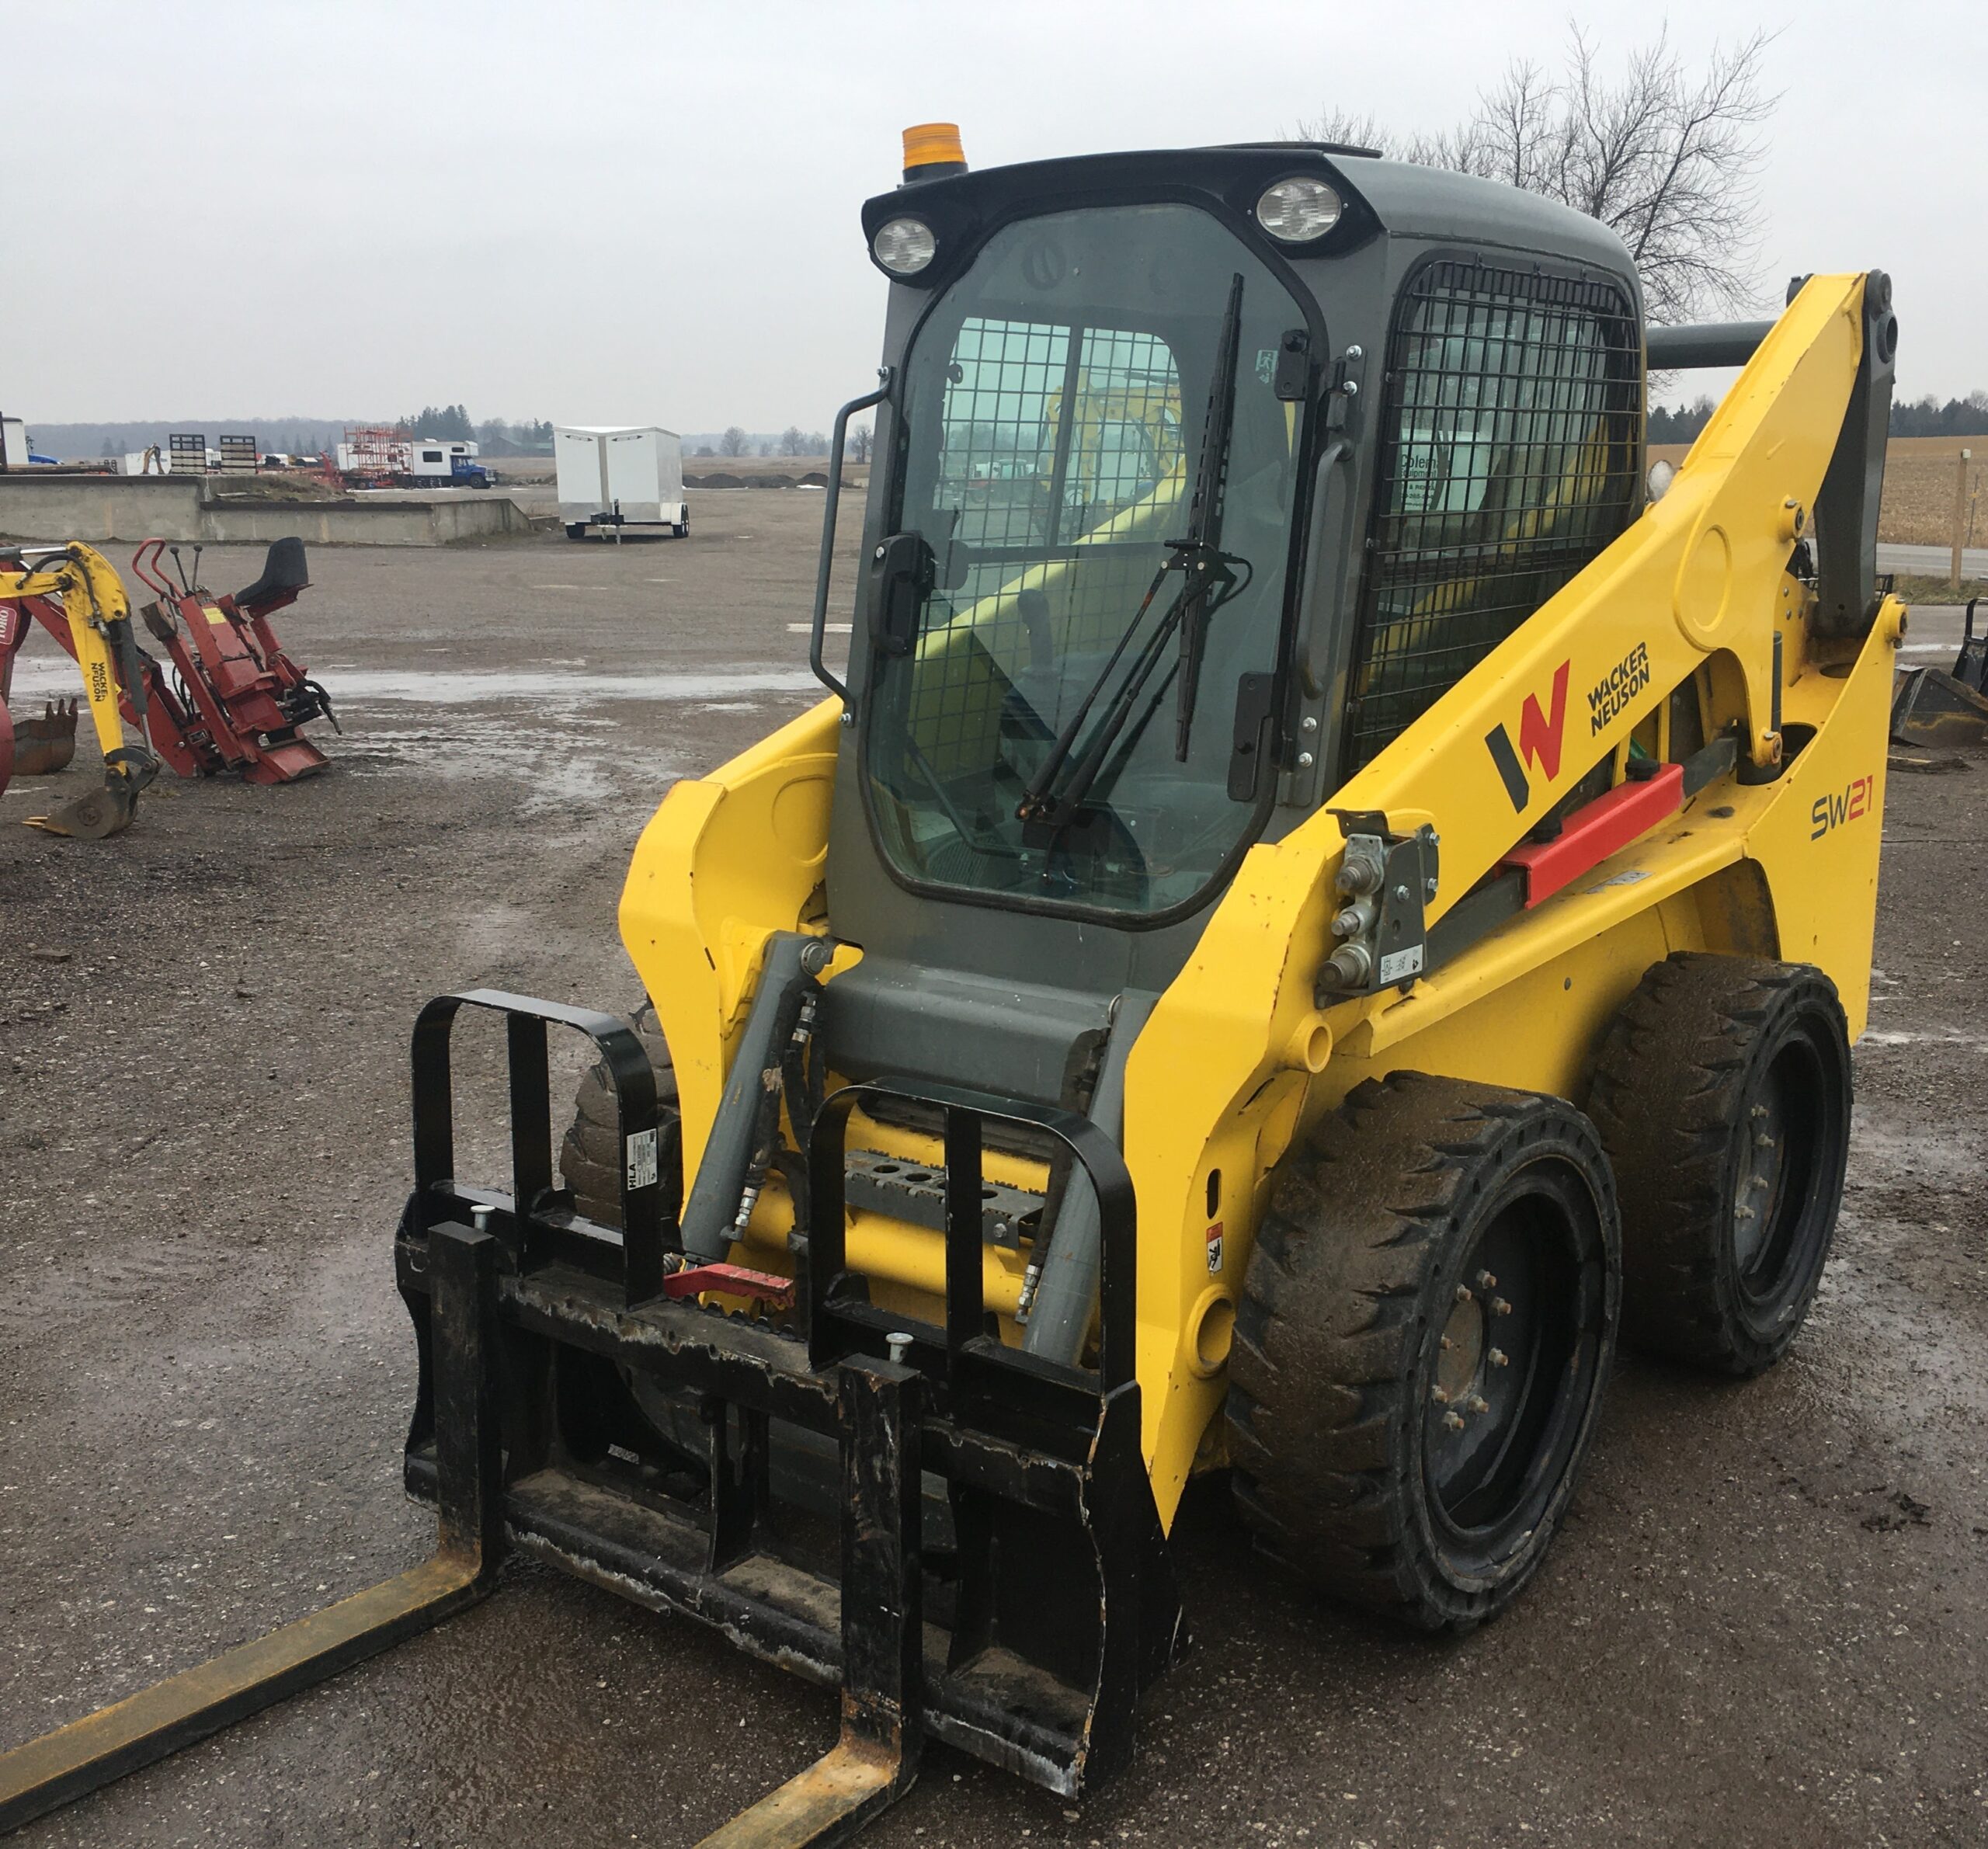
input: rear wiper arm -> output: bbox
[1013,273,1249,828]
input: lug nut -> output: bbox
[1443,1411,1465,1432]
[1475,1270,1497,1291]
[1750,1104,1770,1120]
[1755,1132,1774,1149]
[1489,1348,1509,1368]
[1465,1395,1490,1415]
[1431,1385,1451,1405]
[1455,1284,1474,1304]
[1734,1205,1756,1222]
[1490,1297,1513,1316]
[1439,1336,1454,1352]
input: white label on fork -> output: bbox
[625,1128,659,1190]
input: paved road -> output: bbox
[1877,540,1988,579]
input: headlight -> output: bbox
[1254,178,1343,244]
[872,217,937,276]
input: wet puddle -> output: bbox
[2,662,820,706]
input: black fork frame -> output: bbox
[394,988,1183,1834]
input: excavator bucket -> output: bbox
[1892,596,1988,746]
[25,773,143,840]
[9,700,78,777]
[25,746,155,841]
[1890,665,1988,746]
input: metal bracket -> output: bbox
[1315,816,1440,1003]
[1325,342,1366,433]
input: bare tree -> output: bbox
[717,426,749,457]
[1300,30,1777,321]
[779,425,808,457]
[846,422,873,464]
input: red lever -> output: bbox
[661,1262,795,1310]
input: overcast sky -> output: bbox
[7,0,1983,430]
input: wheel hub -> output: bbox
[1437,1290,1486,1401]
[1735,1079,1792,1275]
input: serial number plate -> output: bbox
[625,1128,659,1190]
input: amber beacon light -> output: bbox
[902,122,968,181]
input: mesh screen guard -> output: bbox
[1343,260,1639,773]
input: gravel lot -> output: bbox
[2,499,1983,1847]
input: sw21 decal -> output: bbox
[1811,773,1876,840]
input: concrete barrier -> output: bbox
[0,474,537,547]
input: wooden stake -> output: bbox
[1954,448,1972,591]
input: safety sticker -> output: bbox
[1378,944,1425,984]
[625,1128,659,1191]
[1206,1222,1225,1274]
[1584,868,1650,894]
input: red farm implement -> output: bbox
[117,537,336,783]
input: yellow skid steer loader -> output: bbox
[2,126,1900,1846]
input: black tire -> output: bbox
[565,523,587,540]
[1587,952,1851,1376]
[559,997,680,1225]
[1227,1072,1620,1633]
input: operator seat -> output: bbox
[232,537,311,610]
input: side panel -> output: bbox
[620,700,843,1168]
[1745,611,1895,1038]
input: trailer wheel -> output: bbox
[1587,953,1851,1376]
[559,997,681,1225]
[673,517,690,538]
[1226,1072,1619,1633]
[565,523,587,540]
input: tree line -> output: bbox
[1649,393,1988,447]
[693,426,836,459]
[399,405,554,453]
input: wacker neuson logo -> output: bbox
[1588,642,1652,735]
[1485,660,1570,813]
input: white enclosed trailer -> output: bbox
[554,426,686,538]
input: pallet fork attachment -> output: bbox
[1,987,1181,1846]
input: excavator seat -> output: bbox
[232,537,311,611]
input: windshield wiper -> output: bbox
[1170,271,1246,760]
[1014,274,1248,831]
